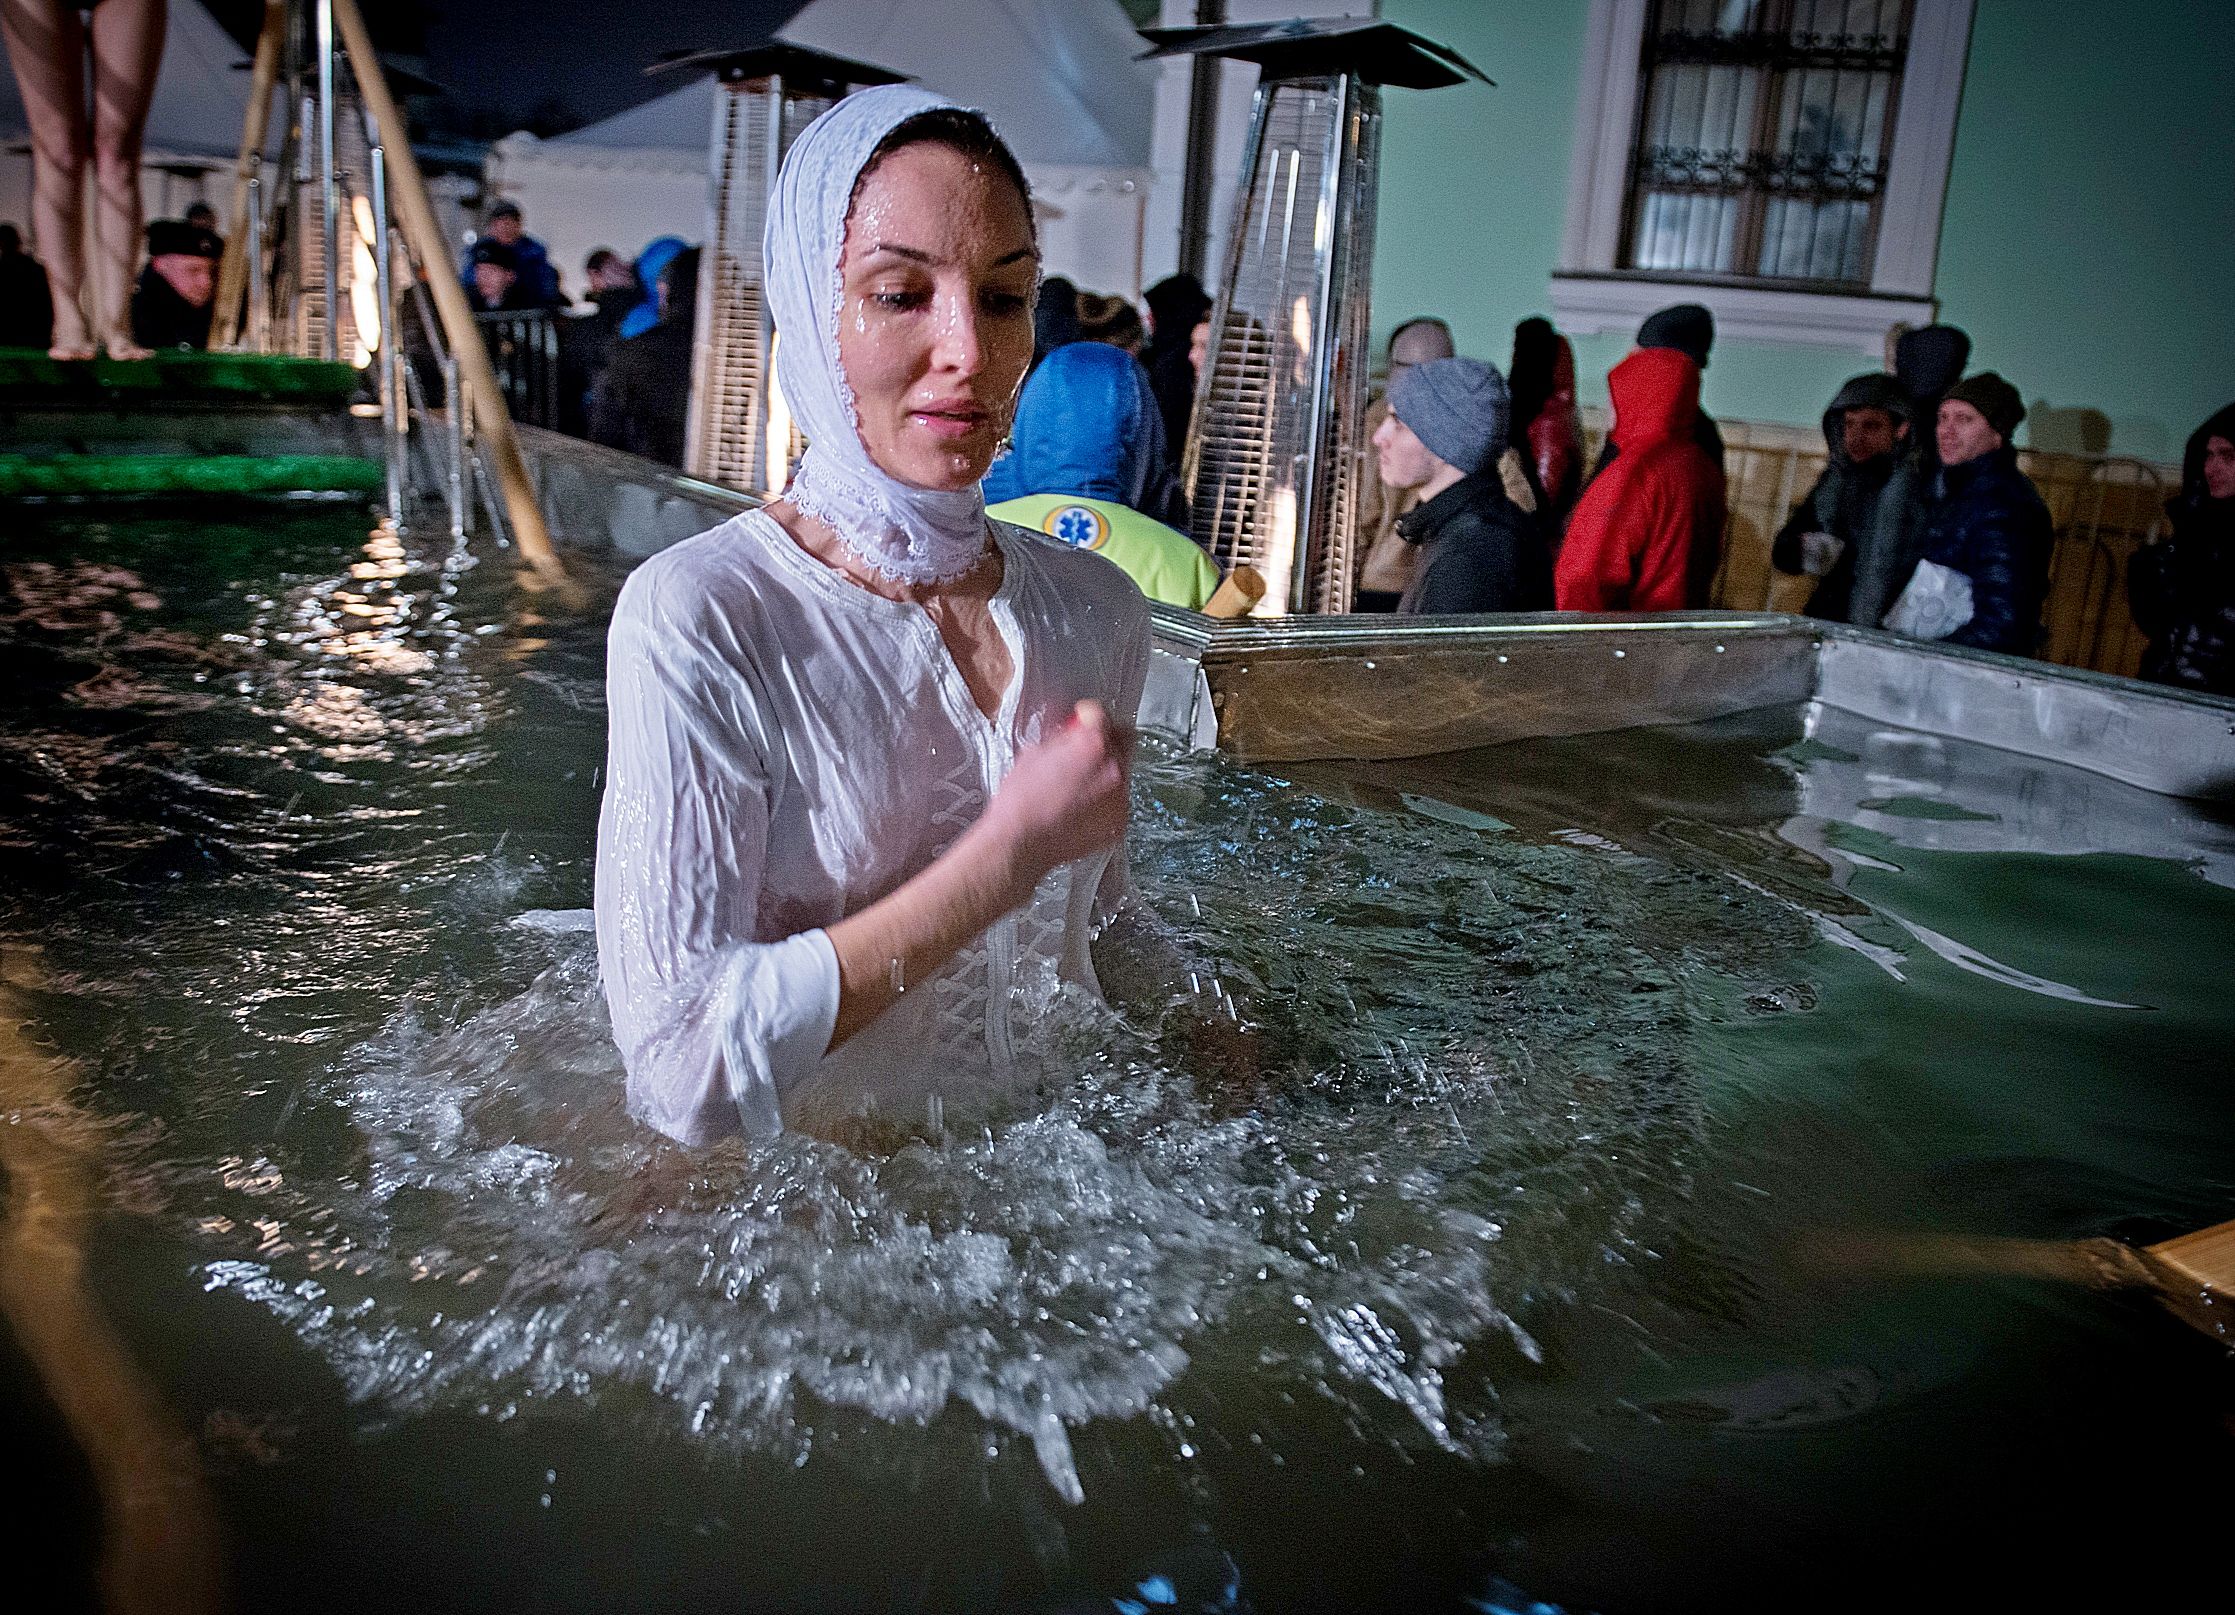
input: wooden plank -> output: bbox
[2142,1220,2235,1338]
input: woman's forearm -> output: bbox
[822,820,1031,1049]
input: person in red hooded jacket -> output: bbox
[1555,346,1727,612]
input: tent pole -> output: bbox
[212,1,286,350]
[327,0,568,586]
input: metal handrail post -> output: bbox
[371,143,405,527]
[244,172,269,352]
[315,0,339,362]
[212,0,286,348]
[444,353,466,541]
[330,0,566,583]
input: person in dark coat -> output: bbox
[1144,272,1211,462]
[1508,315,1584,534]
[561,247,642,435]
[589,247,698,468]
[465,239,541,314]
[1369,356,1551,615]
[129,218,220,351]
[458,199,561,308]
[0,222,55,350]
[1355,316,1457,608]
[1902,371,2052,655]
[2128,401,2235,694]
[1769,372,1924,627]
[1032,275,1079,369]
[1893,323,1972,476]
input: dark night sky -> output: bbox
[418,0,810,127]
[208,1,810,131]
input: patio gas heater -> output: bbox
[1143,20,1489,615]
[660,44,909,494]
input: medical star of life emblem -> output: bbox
[1043,503,1110,551]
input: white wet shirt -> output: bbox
[595,508,1150,1144]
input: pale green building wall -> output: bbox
[1372,0,2234,458]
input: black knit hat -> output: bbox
[468,238,520,272]
[1637,302,1714,369]
[147,218,220,260]
[1944,371,2026,439]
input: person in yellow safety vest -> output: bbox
[984,340,1220,611]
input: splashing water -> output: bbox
[178,743,1759,1504]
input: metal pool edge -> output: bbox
[1147,608,2235,801]
[497,432,2235,803]
[1145,607,1819,763]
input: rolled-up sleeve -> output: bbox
[594,564,839,1144]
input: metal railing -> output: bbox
[472,310,562,433]
[212,0,563,578]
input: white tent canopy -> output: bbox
[484,0,1158,299]
[1,0,269,242]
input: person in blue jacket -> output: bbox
[983,341,1215,609]
[1913,371,2053,655]
[617,237,687,339]
[985,339,1179,520]
[458,199,561,307]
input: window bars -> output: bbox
[1622,0,1913,287]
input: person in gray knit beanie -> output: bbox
[1387,356,1510,476]
[1371,356,1551,615]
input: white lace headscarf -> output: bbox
[765,83,1031,586]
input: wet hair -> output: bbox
[853,108,1034,231]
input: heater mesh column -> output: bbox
[686,79,833,491]
[1184,75,1381,616]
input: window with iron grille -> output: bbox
[1622,0,1913,288]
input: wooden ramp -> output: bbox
[1811,1220,2235,1343]
[2142,1221,2235,1340]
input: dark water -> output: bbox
[1,510,2231,1612]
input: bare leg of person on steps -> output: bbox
[88,0,166,360]
[0,0,95,358]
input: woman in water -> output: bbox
[595,86,1152,1143]
[0,0,167,360]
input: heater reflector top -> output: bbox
[1138,18,1491,89]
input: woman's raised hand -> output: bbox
[975,700,1134,899]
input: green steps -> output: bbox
[0,348,379,502]
[0,347,363,409]
[0,453,383,499]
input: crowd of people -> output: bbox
[944,272,2234,696]
[2,176,2226,695]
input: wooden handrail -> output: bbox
[1202,564,1267,620]
[328,0,567,585]
[211,1,285,351]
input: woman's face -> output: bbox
[836,141,1037,490]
